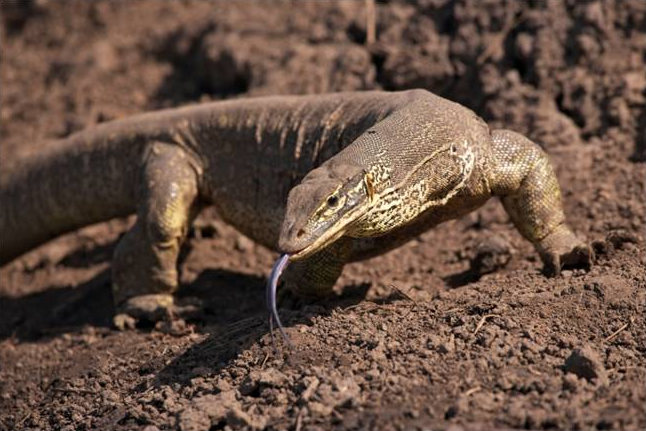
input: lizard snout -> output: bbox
[278,220,311,254]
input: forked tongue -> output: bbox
[266,253,291,348]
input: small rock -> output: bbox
[525,408,549,429]
[215,378,232,392]
[564,345,608,385]
[102,389,120,403]
[366,368,380,380]
[470,236,513,276]
[240,368,287,395]
[523,329,536,341]
[226,407,266,430]
[179,390,238,431]
[584,274,632,308]
[594,230,639,255]
[308,400,334,417]
[257,368,288,387]
[521,339,541,354]
[299,376,320,402]
[438,335,455,354]
[583,1,605,29]
[92,41,119,72]
[178,408,210,431]
[426,334,441,348]
[515,32,534,59]
[557,334,576,349]
[330,376,361,406]
[155,318,190,336]
[234,235,254,252]
[562,372,580,391]
[369,340,387,361]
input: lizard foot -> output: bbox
[538,225,594,276]
[113,294,204,329]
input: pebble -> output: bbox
[562,373,580,391]
[470,236,513,275]
[179,390,239,431]
[300,376,320,402]
[564,345,608,385]
[438,335,455,354]
[234,235,254,252]
[226,407,267,430]
[584,274,632,308]
[240,368,287,395]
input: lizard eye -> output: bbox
[326,195,340,207]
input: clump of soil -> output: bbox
[1,1,644,430]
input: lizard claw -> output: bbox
[538,226,594,276]
[113,294,203,329]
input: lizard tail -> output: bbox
[1,128,146,265]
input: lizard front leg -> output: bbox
[490,129,593,275]
[112,141,201,322]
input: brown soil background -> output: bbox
[1,1,645,430]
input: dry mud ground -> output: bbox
[0,1,645,430]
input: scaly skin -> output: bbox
[0,90,592,321]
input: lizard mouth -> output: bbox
[289,228,347,261]
[288,204,369,262]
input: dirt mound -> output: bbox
[1,1,644,430]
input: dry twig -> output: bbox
[604,321,630,342]
[463,386,481,397]
[473,314,500,335]
[477,11,526,65]
[260,351,270,369]
[365,0,376,45]
[295,407,304,431]
[388,284,416,303]
[388,284,420,319]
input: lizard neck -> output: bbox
[336,92,488,238]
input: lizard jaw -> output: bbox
[288,204,369,262]
[289,228,347,261]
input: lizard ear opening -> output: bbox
[363,172,375,202]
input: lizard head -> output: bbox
[279,160,375,261]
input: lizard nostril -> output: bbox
[296,229,305,238]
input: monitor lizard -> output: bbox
[0,90,592,322]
